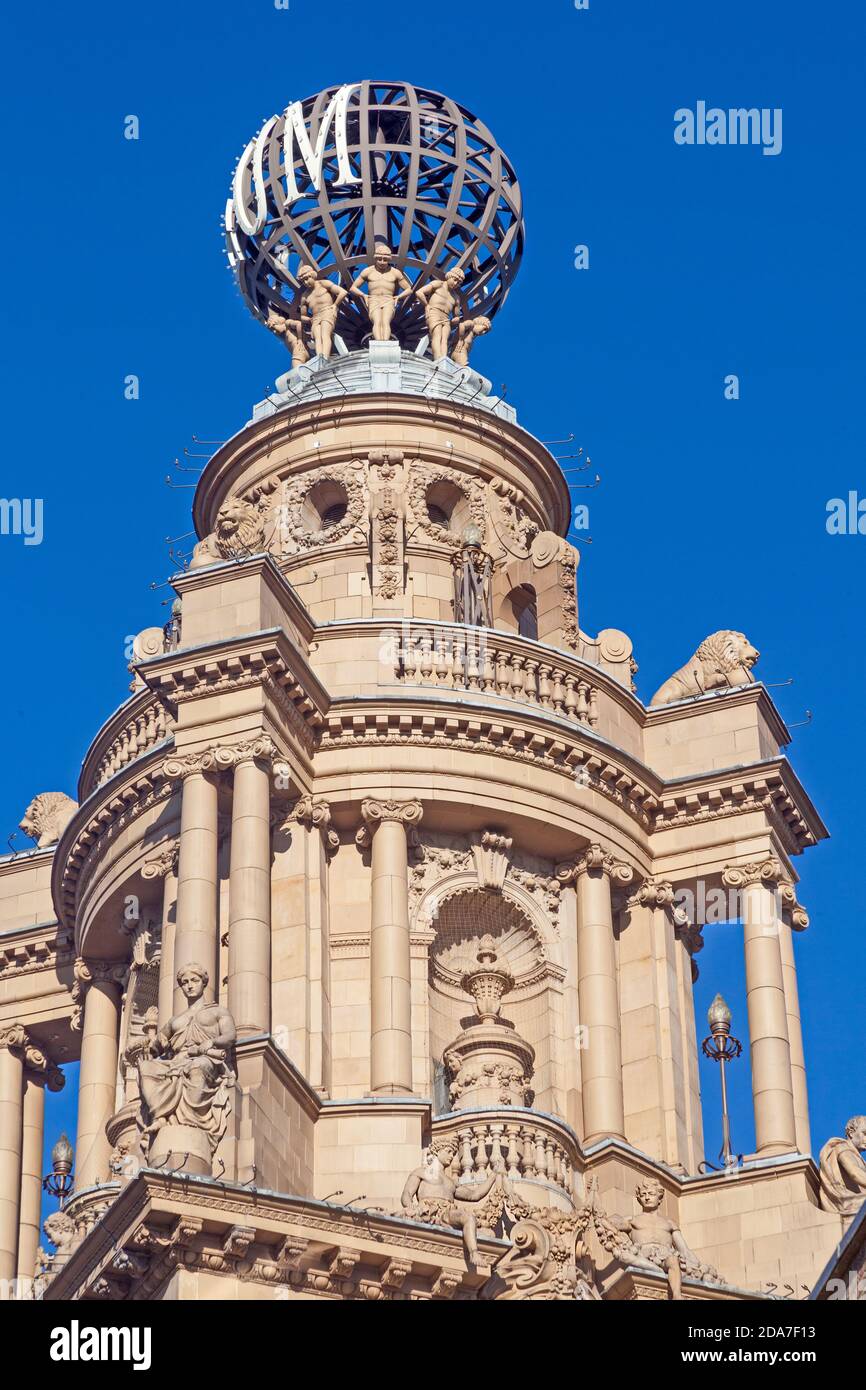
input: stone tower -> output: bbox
[0,80,858,1304]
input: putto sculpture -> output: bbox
[416,267,465,359]
[590,1178,722,1300]
[296,265,348,359]
[650,630,760,706]
[136,963,236,1176]
[19,792,78,848]
[401,1139,508,1267]
[819,1115,866,1220]
[350,246,413,343]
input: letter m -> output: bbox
[729,109,760,145]
[282,83,362,204]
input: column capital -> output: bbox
[0,1024,64,1089]
[142,840,179,880]
[355,798,423,848]
[556,843,633,887]
[286,796,340,853]
[164,736,278,783]
[722,859,809,929]
[71,957,128,1031]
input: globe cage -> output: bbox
[224,80,525,352]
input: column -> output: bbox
[0,1028,25,1284]
[778,913,811,1155]
[167,754,220,1009]
[358,799,423,1096]
[227,754,272,1036]
[74,962,123,1190]
[18,1050,62,1286]
[724,861,797,1156]
[144,843,179,1027]
[567,845,633,1145]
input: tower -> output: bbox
[0,79,858,1303]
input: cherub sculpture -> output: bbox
[350,245,412,342]
[401,1138,509,1267]
[416,267,465,359]
[590,1177,721,1300]
[296,265,348,359]
[451,314,491,367]
[266,309,310,367]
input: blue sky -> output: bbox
[2,0,864,1188]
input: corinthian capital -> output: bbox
[556,843,634,887]
[722,858,785,890]
[627,876,689,926]
[355,798,424,848]
[71,956,128,1031]
[163,736,278,783]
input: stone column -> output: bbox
[143,842,179,1027]
[73,960,124,1190]
[17,1050,63,1286]
[357,798,423,1096]
[166,754,220,1009]
[724,861,797,1156]
[227,749,273,1037]
[560,846,633,1146]
[0,1027,26,1284]
[776,885,811,1155]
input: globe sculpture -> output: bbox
[225,79,524,353]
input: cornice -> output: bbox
[0,919,73,980]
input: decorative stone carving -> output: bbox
[190,497,270,569]
[19,792,78,848]
[722,858,810,929]
[0,1024,64,1089]
[416,267,465,360]
[400,1138,509,1267]
[443,936,535,1110]
[280,461,367,551]
[369,450,405,602]
[266,309,310,367]
[451,315,491,366]
[470,830,513,891]
[407,462,486,547]
[488,479,538,560]
[288,796,340,853]
[141,841,179,880]
[650,631,760,706]
[487,1204,600,1301]
[556,844,634,887]
[349,245,412,342]
[70,956,128,1032]
[163,736,277,784]
[355,798,423,848]
[135,962,236,1177]
[296,265,349,358]
[589,1178,722,1300]
[819,1116,866,1220]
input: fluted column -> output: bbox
[0,1027,26,1284]
[73,960,124,1190]
[724,860,797,1156]
[17,1046,63,1286]
[227,748,273,1036]
[357,799,423,1096]
[559,845,633,1145]
[143,842,179,1027]
[166,753,220,1007]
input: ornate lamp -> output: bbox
[43,1133,74,1207]
[701,994,742,1168]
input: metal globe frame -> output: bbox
[225,80,524,352]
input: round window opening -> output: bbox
[302,479,349,534]
[425,479,472,537]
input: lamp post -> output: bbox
[42,1133,74,1208]
[702,994,743,1168]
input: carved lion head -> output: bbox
[19,792,78,848]
[214,497,265,558]
[696,630,760,677]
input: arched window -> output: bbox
[506,584,538,640]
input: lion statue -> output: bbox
[189,498,267,569]
[650,631,760,707]
[19,792,78,848]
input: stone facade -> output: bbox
[0,342,856,1303]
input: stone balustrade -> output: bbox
[395,626,600,726]
[431,1108,578,1197]
[79,693,175,798]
